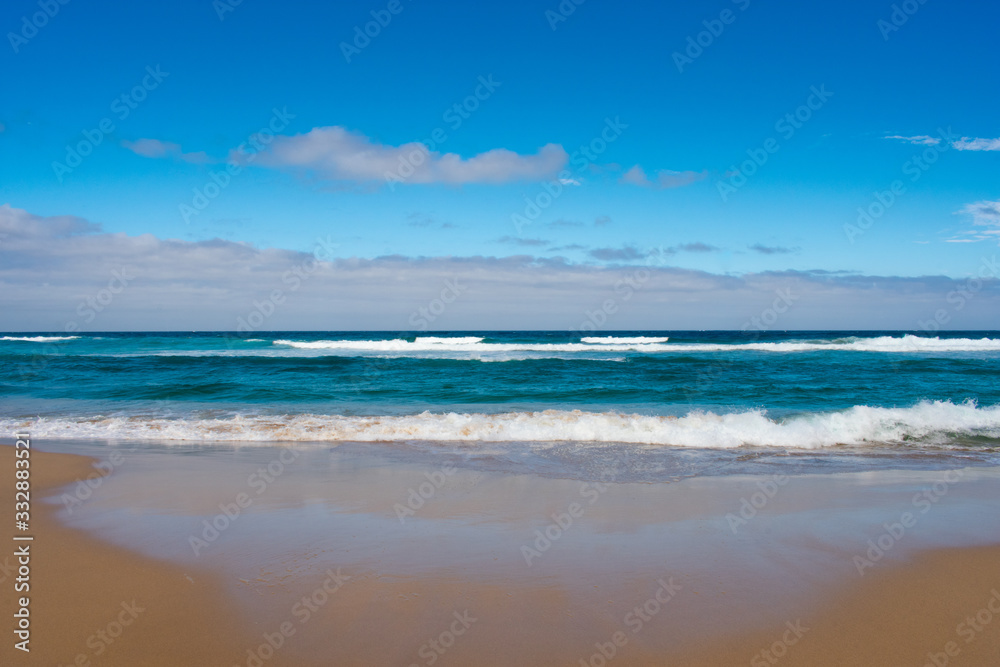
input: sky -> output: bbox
[1,0,999,331]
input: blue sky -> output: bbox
[2,0,999,330]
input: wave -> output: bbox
[5,401,998,449]
[581,336,670,344]
[273,338,668,353]
[415,336,484,344]
[269,335,1000,356]
[0,335,80,342]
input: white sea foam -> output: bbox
[273,338,669,353]
[0,335,80,342]
[4,401,998,448]
[581,336,670,344]
[269,335,1000,356]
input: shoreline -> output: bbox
[2,444,999,665]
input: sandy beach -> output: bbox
[6,0,1000,661]
[2,442,999,666]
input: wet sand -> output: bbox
[1,443,999,666]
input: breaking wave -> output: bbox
[5,401,999,449]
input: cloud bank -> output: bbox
[2,205,998,331]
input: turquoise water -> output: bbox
[2,331,999,458]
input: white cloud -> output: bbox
[620,165,706,189]
[952,137,1000,151]
[122,138,211,164]
[886,133,1000,151]
[620,165,648,186]
[958,200,1000,227]
[245,126,568,186]
[952,200,1000,243]
[885,135,941,145]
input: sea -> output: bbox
[3,330,1000,481]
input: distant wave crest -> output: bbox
[581,336,670,344]
[267,335,1000,357]
[0,336,80,342]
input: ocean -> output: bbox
[3,330,1000,481]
